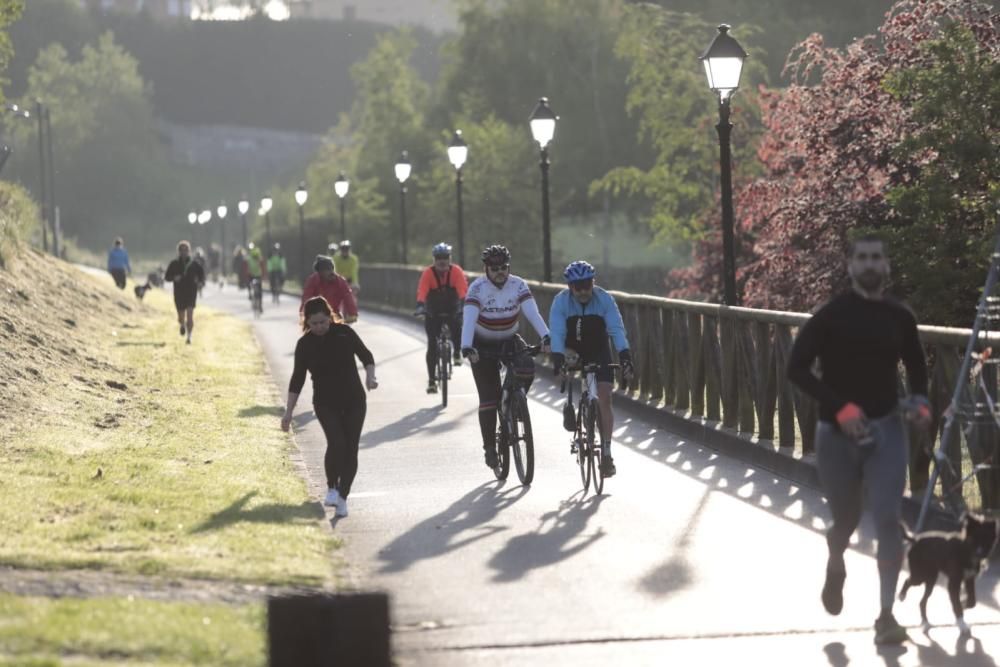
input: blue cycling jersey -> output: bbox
[548,285,629,356]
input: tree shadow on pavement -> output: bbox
[190,491,324,533]
[487,490,606,583]
[361,406,445,449]
[377,482,529,574]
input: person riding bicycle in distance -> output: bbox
[549,260,634,478]
[416,242,469,394]
[301,254,359,323]
[336,240,360,295]
[461,245,550,469]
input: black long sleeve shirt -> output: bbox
[786,290,928,422]
[288,324,375,407]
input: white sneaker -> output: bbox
[324,488,341,506]
[335,497,348,517]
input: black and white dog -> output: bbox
[898,513,999,635]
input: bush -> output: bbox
[0,181,39,267]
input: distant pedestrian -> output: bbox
[281,296,378,518]
[233,246,249,290]
[164,240,206,345]
[787,234,931,645]
[107,237,131,290]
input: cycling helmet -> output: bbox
[313,255,335,272]
[432,242,452,258]
[327,242,339,253]
[273,242,281,250]
[339,240,351,249]
[481,244,511,265]
[564,260,596,283]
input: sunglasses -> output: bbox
[486,263,510,271]
[570,279,593,291]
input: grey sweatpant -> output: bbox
[816,413,908,610]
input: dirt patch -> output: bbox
[0,249,141,443]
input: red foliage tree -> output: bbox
[670,0,998,314]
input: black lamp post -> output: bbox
[216,201,228,276]
[237,197,250,249]
[260,195,274,251]
[334,171,349,240]
[447,130,468,268]
[529,97,557,282]
[188,212,197,244]
[700,24,748,307]
[295,183,308,282]
[394,151,411,265]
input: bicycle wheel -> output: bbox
[437,339,448,408]
[577,398,591,493]
[510,389,535,485]
[590,398,604,495]
[494,418,510,481]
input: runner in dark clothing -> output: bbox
[787,235,932,645]
[281,296,378,518]
[164,240,206,345]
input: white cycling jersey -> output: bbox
[461,274,549,348]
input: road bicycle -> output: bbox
[415,311,459,407]
[562,361,619,495]
[482,342,542,485]
[249,277,263,318]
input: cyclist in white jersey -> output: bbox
[461,245,550,469]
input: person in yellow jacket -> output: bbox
[267,243,287,304]
[335,240,360,295]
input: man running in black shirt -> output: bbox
[164,240,206,345]
[787,235,932,645]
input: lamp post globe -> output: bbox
[700,24,747,306]
[394,151,411,264]
[295,182,308,283]
[448,130,468,267]
[529,97,557,282]
[334,172,349,240]
[216,202,228,271]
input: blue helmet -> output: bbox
[432,242,452,258]
[564,260,596,283]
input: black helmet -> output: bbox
[313,255,334,272]
[481,244,511,265]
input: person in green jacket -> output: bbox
[335,240,360,295]
[267,243,288,304]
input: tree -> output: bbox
[0,0,23,106]
[673,0,999,320]
[10,32,180,252]
[594,4,768,245]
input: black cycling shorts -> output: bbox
[567,341,614,383]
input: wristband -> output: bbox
[836,402,863,427]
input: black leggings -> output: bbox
[424,314,462,381]
[314,402,366,498]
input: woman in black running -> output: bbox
[787,235,931,645]
[281,296,377,518]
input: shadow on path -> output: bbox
[377,482,529,574]
[488,490,606,583]
[362,406,445,449]
[636,486,711,598]
[190,491,324,533]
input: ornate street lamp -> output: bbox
[394,151,411,264]
[294,183,308,282]
[260,194,273,251]
[237,196,250,249]
[216,202,228,277]
[529,97,557,282]
[447,130,468,268]
[700,24,748,306]
[334,171,349,240]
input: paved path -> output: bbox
[202,285,1000,666]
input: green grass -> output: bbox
[0,594,265,666]
[0,287,335,585]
